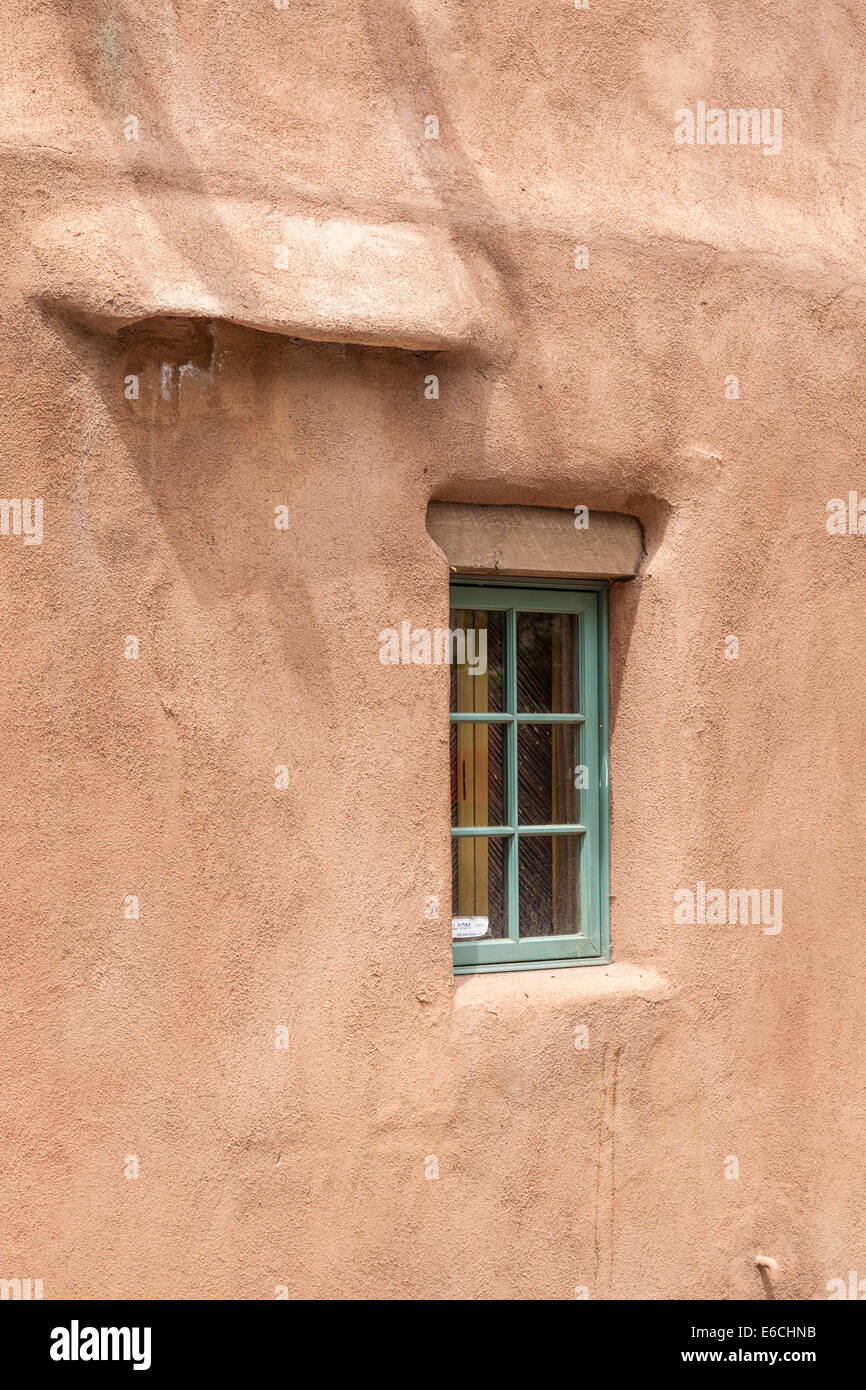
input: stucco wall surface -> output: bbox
[0,0,864,1299]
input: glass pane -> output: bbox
[451,835,508,939]
[449,608,504,712]
[517,835,580,937]
[516,611,578,713]
[517,724,582,825]
[450,722,506,827]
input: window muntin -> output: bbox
[449,583,609,973]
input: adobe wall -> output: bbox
[0,1,863,1298]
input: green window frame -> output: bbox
[450,581,610,974]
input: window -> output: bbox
[450,582,609,973]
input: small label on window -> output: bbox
[452,916,489,939]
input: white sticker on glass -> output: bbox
[452,916,489,940]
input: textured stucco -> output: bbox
[1,0,865,1299]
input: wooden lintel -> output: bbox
[427,503,643,580]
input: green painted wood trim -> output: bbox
[454,954,611,975]
[513,823,586,835]
[450,712,586,724]
[505,605,519,943]
[451,825,512,837]
[450,584,599,613]
[450,580,610,973]
[449,712,512,723]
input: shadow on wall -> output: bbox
[37,0,677,743]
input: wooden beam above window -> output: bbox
[427,503,643,581]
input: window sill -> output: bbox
[452,960,672,1011]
